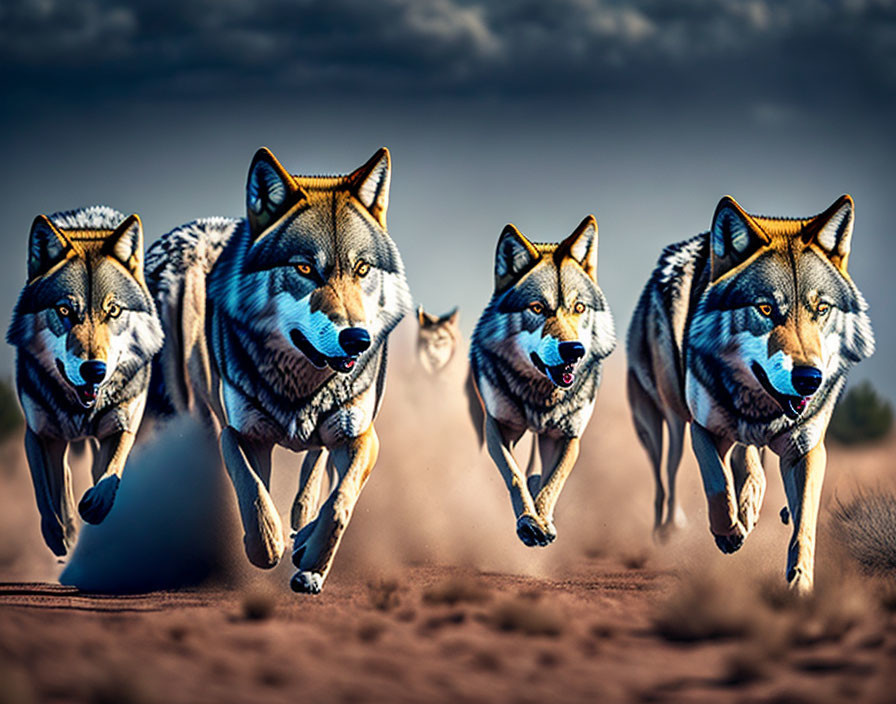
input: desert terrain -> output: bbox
[1,322,895,704]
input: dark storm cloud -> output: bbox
[2,0,895,104]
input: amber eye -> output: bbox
[296,263,313,276]
[757,303,773,317]
[355,260,371,278]
[56,304,72,319]
[529,302,544,315]
[817,302,831,316]
[574,302,586,315]
[107,303,122,319]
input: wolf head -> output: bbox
[218,147,412,374]
[7,207,163,409]
[476,216,615,388]
[690,194,875,421]
[417,306,460,374]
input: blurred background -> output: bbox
[2,0,894,399]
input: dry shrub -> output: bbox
[422,575,491,606]
[367,577,401,611]
[488,597,565,637]
[832,489,896,574]
[652,572,755,642]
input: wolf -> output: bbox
[468,216,616,547]
[7,206,163,556]
[145,147,412,594]
[627,194,874,593]
[417,306,460,373]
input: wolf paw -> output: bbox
[516,514,552,547]
[712,524,746,554]
[787,567,813,595]
[78,474,121,524]
[290,571,323,594]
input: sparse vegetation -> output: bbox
[0,378,22,443]
[833,490,896,574]
[828,381,893,445]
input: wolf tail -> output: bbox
[833,489,896,574]
[465,368,485,447]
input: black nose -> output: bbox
[558,341,585,364]
[791,366,822,396]
[339,328,371,356]
[80,360,107,384]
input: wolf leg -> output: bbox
[219,426,284,569]
[662,414,687,535]
[24,429,76,556]
[484,415,551,547]
[779,442,826,594]
[690,423,745,554]
[533,435,580,543]
[292,425,379,594]
[730,444,766,536]
[78,430,136,524]
[627,371,666,536]
[291,448,328,533]
[525,434,541,499]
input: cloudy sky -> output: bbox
[2,0,895,398]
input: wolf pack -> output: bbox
[7,146,875,596]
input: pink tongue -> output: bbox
[562,372,574,385]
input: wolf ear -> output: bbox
[417,306,427,326]
[495,224,539,291]
[246,147,303,238]
[106,214,144,274]
[808,195,854,274]
[443,307,460,325]
[710,196,769,281]
[561,214,598,281]
[28,215,73,280]
[350,147,391,228]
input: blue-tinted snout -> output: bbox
[558,341,585,365]
[339,327,371,357]
[791,366,822,396]
[80,360,107,384]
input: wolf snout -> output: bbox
[791,366,822,396]
[80,360,107,384]
[338,327,371,356]
[558,341,585,365]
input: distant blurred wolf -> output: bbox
[146,147,411,593]
[627,194,874,593]
[416,306,459,373]
[7,207,163,555]
[468,217,616,547]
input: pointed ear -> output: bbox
[105,214,144,274]
[417,306,426,326]
[246,147,303,238]
[28,215,73,280]
[349,147,391,228]
[495,224,539,291]
[709,196,770,281]
[444,307,460,325]
[561,214,598,281]
[808,194,854,274]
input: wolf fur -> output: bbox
[468,216,616,547]
[417,306,460,373]
[7,206,163,555]
[145,147,412,593]
[627,194,874,593]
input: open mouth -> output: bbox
[289,329,358,374]
[55,360,99,409]
[751,362,810,420]
[530,353,577,389]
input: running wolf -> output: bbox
[146,147,412,593]
[627,194,874,592]
[417,306,460,373]
[7,206,163,555]
[468,216,616,547]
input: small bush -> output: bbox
[833,490,896,574]
[0,379,22,442]
[828,381,892,445]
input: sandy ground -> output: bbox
[1,321,895,703]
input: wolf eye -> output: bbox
[355,260,371,278]
[296,263,313,276]
[528,302,544,315]
[574,302,586,314]
[756,303,773,317]
[56,304,72,319]
[107,303,122,319]
[817,302,831,316]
